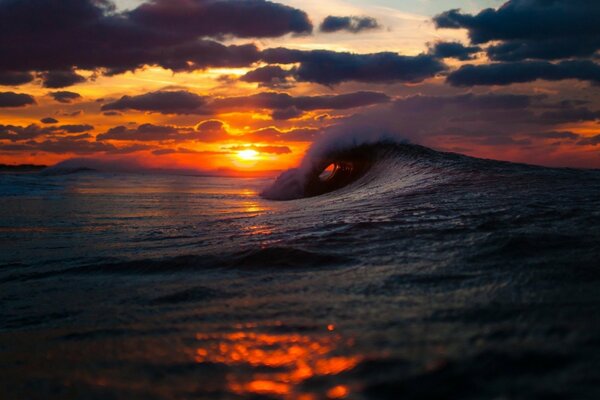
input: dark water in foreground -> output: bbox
[2,144,600,399]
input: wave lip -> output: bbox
[261,142,454,201]
[261,143,384,200]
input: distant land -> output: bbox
[0,164,47,172]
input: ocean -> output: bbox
[2,143,600,399]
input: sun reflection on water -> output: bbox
[194,323,360,399]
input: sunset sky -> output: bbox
[1,0,599,172]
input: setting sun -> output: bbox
[237,149,260,161]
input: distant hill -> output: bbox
[0,164,47,172]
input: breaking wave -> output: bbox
[261,141,533,201]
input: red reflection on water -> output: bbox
[195,323,360,399]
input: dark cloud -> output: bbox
[262,48,446,85]
[486,38,600,62]
[197,120,224,131]
[240,66,295,87]
[525,131,581,140]
[537,107,600,125]
[102,90,390,117]
[319,16,379,33]
[95,119,310,144]
[41,117,59,124]
[152,148,177,156]
[49,91,82,104]
[0,124,51,142]
[213,91,391,115]
[0,71,34,86]
[0,0,447,87]
[577,134,600,146]
[58,124,94,134]
[226,145,291,154]
[96,123,185,142]
[272,107,304,120]
[0,92,35,107]
[428,42,480,61]
[40,70,86,88]
[102,91,209,114]
[447,60,600,86]
[102,111,122,116]
[130,0,312,38]
[1,138,143,155]
[194,120,231,142]
[61,110,84,117]
[0,123,93,142]
[434,1,600,61]
[0,0,307,76]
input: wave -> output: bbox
[261,141,487,200]
[260,134,598,201]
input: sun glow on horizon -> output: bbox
[236,149,260,161]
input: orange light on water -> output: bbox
[194,325,360,399]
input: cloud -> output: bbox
[102,90,390,117]
[0,0,307,76]
[447,60,600,86]
[486,38,600,62]
[537,107,600,125]
[262,49,446,85]
[49,91,82,104]
[102,111,122,116]
[0,123,94,142]
[272,107,304,120]
[0,0,447,87]
[194,120,231,142]
[525,131,581,140]
[428,42,480,61]
[129,0,312,38]
[0,71,34,86]
[577,134,600,146]
[96,121,233,143]
[319,16,379,33]
[0,124,52,141]
[40,70,86,88]
[57,124,94,134]
[94,118,318,144]
[101,90,209,114]
[240,65,295,87]
[434,1,600,61]
[196,120,224,131]
[12,138,142,155]
[212,91,390,117]
[61,110,84,117]
[41,117,59,124]
[96,123,185,142]
[0,92,35,107]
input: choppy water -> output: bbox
[2,143,600,399]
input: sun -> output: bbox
[237,149,259,161]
